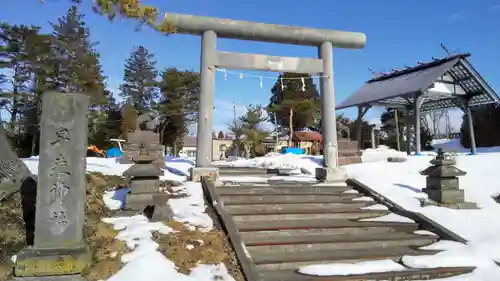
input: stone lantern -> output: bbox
[420,149,477,209]
[122,143,171,220]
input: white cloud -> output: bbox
[445,12,466,22]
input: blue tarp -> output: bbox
[282,147,305,155]
[106,148,123,158]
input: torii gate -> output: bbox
[165,13,366,182]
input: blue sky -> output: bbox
[2,0,500,133]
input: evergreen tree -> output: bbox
[240,104,269,157]
[268,73,319,143]
[157,67,200,154]
[380,108,432,151]
[0,23,41,131]
[120,45,158,113]
[460,104,500,148]
[121,102,138,140]
[49,6,106,104]
[217,130,224,139]
[0,22,53,156]
[88,91,123,149]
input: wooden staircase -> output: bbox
[205,179,474,281]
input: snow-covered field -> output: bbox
[20,139,500,280]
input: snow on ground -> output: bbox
[167,182,213,231]
[21,141,500,279]
[211,142,500,280]
[21,156,231,281]
[432,138,500,154]
[298,259,407,276]
[101,215,234,281]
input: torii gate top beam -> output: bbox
[165,13,366,49]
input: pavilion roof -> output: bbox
[336,53,499,112]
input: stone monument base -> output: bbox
[125,193,170,211]
[421,198,479,209]
[12,275,87,281]
[190,167,219,182]
[423,188,466,204]
[14,244,90,277]
[315,167,347,183]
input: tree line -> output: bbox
[0,6,199,157]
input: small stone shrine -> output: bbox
[121,131,165,169]
[122,144,171,221]
[120,112,165,169]
[420,148,478,209]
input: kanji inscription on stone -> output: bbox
[34,92,89,248]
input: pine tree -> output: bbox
[157,67,200,154]
[240,104,269,157]
[87,90,123,149]
[217,130,224,139]
[268,72,320,143]
[49,6,106,104]
[460,104,500,148]
[121,102,138,140]
[120,45,158,113]
[0,23,41,131]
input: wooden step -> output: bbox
[216,186,353,195]
[253,246,441,266]
[232,210,390,222]
[225,203,379,215]
[259,266,475,281]
[247,236,436,257]
[218,167,268,175]
[220,194,362,205]
[242,231,437,247]
[236,219,419,232]
[240,227,415,244]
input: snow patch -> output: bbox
[361,213,415,223]
[298,260,406,276]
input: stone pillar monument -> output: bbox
[13,92,90,280]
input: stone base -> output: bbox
[387,156,407,163]
[423,188,465,204]
[190,167,219,182]
[12,275,86,281]
[14,245,90,277]
[338,156,362,166]
[125,193,170,211]
[315,167,347,183]
[421,198,479,209]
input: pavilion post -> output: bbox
[405,107,412,155]
[459,97,477,155]
[413,96,424,155]
[355,106,370,151]
[465,106,477,155]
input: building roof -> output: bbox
[183,136,197,147]
[336,53,499,112]
[293,131,322,142]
